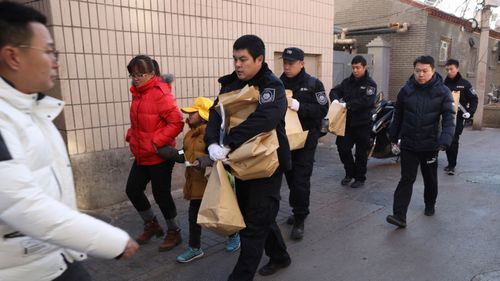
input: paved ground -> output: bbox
[83,127,500,281]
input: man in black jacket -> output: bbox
[329,55,377,188]
[204,35,291,280]
[279,47,328,240]
[386,56,456,228]
[443,59,478,175]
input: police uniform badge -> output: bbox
[315,91,328,105]
[366,86,375,96]
[260,88,275,104]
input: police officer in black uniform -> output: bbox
[443,59,478,175]
[279,47,328,240]
[204,35,292,281]
[329,55,377,188]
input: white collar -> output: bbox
[0,77,64,121]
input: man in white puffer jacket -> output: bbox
[0,2,139,281]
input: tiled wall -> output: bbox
[37,0,334,155]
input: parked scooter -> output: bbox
[368,92,399,160]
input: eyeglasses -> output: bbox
[128,73,149,78]
[17,45,59,61]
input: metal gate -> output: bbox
[333,51,373,87]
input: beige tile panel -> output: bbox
[92,128,103,151]
[108,126,118,149]
[46,0,334,154]
[100,127,110,150]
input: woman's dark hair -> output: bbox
[0,1,47,49]
[127,55,159,75]
[233,34,265,61]
[152,59,161,76]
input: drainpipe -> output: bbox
[345,23,410,36]
[334,38,358,45]
[345,23,401,33]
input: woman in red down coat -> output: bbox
[125,55,184,252]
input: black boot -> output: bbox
[291,218,304,240]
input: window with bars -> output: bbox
[439,37,452,65]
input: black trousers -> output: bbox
[53,260,92,281]
[336,124,371,181]
[393,150,438,220]
[126,160,177,220]
[285,134,318,219]
[445,117,464,168]
[228,170,290,281]
[188,199,202,248]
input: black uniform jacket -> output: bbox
[329,71,377,127]
[444,72,478,119]
[204,63,292,172]
[390,73,456,152]
[280,68,328,135]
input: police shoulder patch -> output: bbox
[315,91,328,105]
[260,88,276,104]
[0,132,12,161]
[366,86,375,96]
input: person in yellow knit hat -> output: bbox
[157,97,240,263]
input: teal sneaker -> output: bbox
[176,247,204,263]
[226,233,241,252]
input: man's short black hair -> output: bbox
[351,55,367,66]
[0,1,47,49]
[233,34,265,61]
[445,59,459,67]
[413,55,435,69]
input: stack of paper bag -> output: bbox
[227,130,279,180]
[215,85,280,180]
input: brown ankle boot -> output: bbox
[136,217,164,245]
[158,229,182,252]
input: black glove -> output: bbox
[156,146,185,163]
[196,155,214,169]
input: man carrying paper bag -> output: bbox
[329,55,377,188]
[326,100,347,136]
[204,35,292,280]
[279,47,328,240]
[443,59,478,175]
[212,85,281,181]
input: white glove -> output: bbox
[462,112,471,119]
[332,99,339,104]
[339,102,346,108]
[208,143,230,161]
[290,98,300,111]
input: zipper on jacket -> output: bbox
[135,96,142,163]
[50,166,63,198]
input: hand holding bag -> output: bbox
[326,102,347,136]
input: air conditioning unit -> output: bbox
[485,0,500,7]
